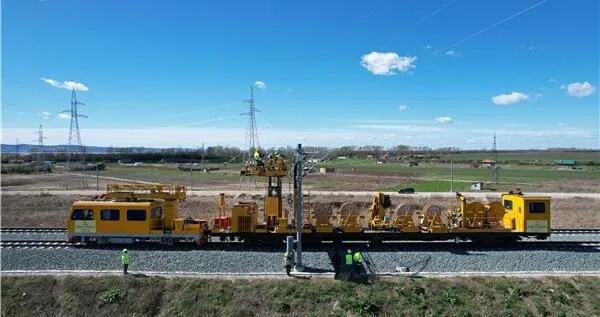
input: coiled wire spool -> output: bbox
[339,202,362,226]
[393,203,421,229]
[312,202,333,225]
[394,203,421,216]
[413,204,447,227]
[486,201,505,226]
[462,201,486,228]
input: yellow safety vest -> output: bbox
[345,253,353,265]
[121,253,130,265]
[353,252,363,263]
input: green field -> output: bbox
[320,158,599,192]
[2,276,599,316]
[52,154,600,192]
[444,151,600,164]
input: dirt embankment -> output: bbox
[2,275,599,316]
[1,193,598,229]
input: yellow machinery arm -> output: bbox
[368,192,392,228]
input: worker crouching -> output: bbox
[122,249,130,274]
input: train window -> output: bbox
[71,209,93,220]
[504,200,513,210]
[127,210,147,221]
[101,209,120,221]
[151,207,162,219]
[528,202,546,213]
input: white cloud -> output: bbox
[58,113,71,120]
[41,78,89,91]
[254,81,266,90]
[424,45,433,50]
[557,122,567,127]
[566,81,596,97]
[445,50,458,56]
[491,92,530,105]
[40,111,51,120]
[397,105,409,112]
[17,111,24,115]
[548,78,558,83]
[435,116,453,124]
[360,52,416,76]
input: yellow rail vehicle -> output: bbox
[67,184,208,245]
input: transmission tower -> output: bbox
[242,86,260,154]
[33,124,47,173]
[240,86,261,188]
[492,131,499,184]
[63,89,88,188]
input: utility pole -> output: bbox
[450,160,454,192]
[294,143,304,271]
[63,89,88,189]
[189,159,193,191]
[492,131,499,184]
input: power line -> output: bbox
[412,0,457,28]
[437,0,549,53]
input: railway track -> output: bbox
[1,227,67,233]
[0,240,80,248]
[2,227,599,234]
[1,239,599,249]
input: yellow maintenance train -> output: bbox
[67,156,551,245]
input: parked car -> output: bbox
[398,187,415,194]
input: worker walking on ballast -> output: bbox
[353,250,363,275]
[121,249,130,275]
[284,250,294,276]
[345,249,354,279]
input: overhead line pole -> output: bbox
[294,143,304,272]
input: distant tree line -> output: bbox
[1,145,598,166]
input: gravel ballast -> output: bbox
[2,242,599,274]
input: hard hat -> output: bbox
[122,248,128,253]
[347,249,352,254]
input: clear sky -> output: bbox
[2,0,599,149]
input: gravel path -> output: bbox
[2,242,599,274]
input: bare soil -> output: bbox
[1,193,598,229]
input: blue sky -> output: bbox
[2,0,598,149]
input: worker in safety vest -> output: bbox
[121,249,130,275]
[353,250,363,275]
[344,249,354,279]
[283,251,294,275]
[254,149,264,166]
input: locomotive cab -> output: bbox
[501,193,551,234]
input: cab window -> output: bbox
[101,209,120,221]
[127,210,147,221]
[528,202,546,213]
[71,209,93,220]
[151,207,162,219]
[504,200,513,210]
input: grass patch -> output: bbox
[2,276,600,316]
[379,180,471,192]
